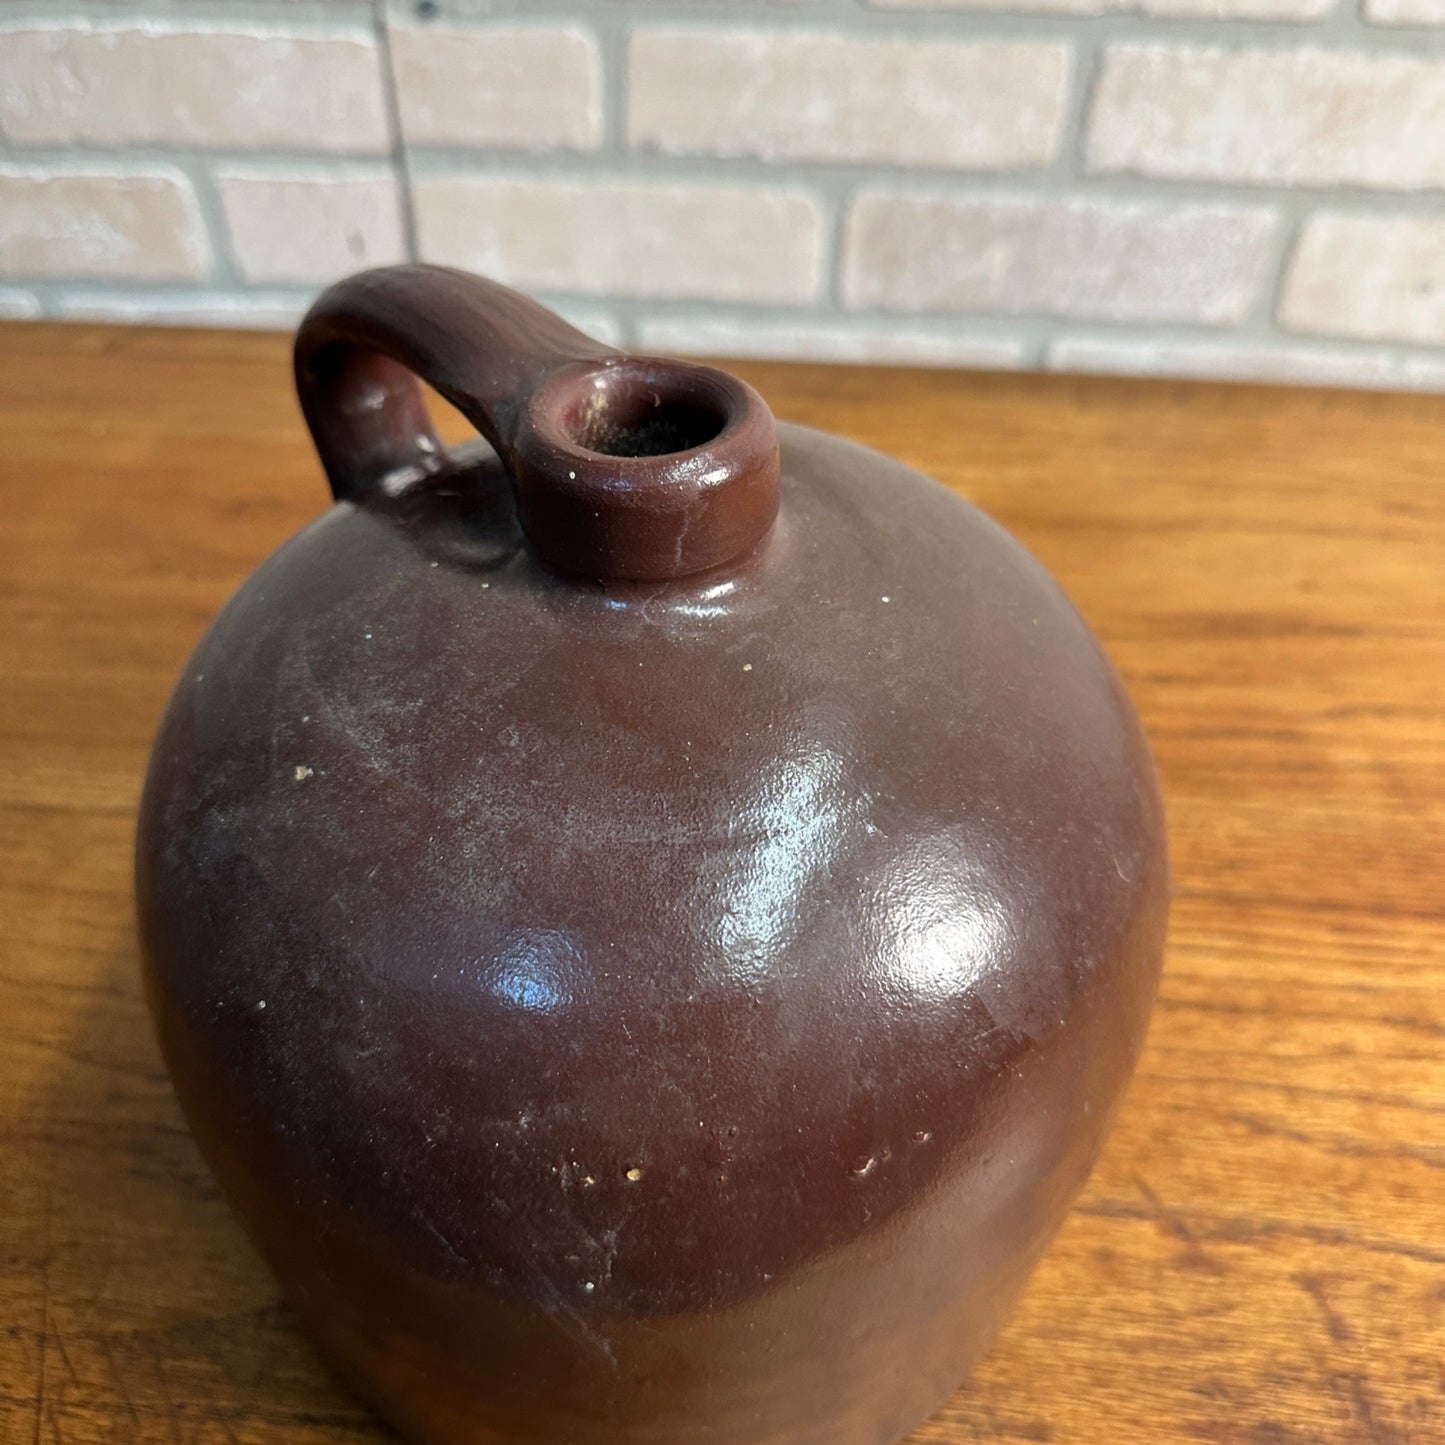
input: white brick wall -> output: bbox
[1280,214,1445,345]
[0,23,389,153]
[216,167,407,284]
[0,165,210,281]
[1088,45,1445,189]
[390,24,603,152]
[844,192,1277,324]
[414,175,822,303]
[2,1,1445,392]
[628,30,1070,169]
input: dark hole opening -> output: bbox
[569,388,727,459]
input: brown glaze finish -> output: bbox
[136,267,1169,1445]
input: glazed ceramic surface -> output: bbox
[137,266,1168,1445]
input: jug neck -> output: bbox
[294,265,780,584]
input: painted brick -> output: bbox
[869,0,1331,17]
[0,166,210,282]
[1281,214,1445,346]
[216,167,406,285]
[0,23,388,153]
[636,316,1026,369]
[1088,45,1445,189]
[1048,335,1406,388]
[414,176,821,304]
[1365,0,1445,22]
[628,29,1068,169]
[390,23,602,152]
[843,191,1276,326]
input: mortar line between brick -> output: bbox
[392,152,1445,213]
[25,280,313,308]
[14,143,1445,219]
[11,0,1445,52]
[171,156,243,289]
[1039,327,1445,387]
[813,177,853,315]
[593,8,629,162]
[365,0,1445,54]
[373,0,420,262]
[1063,32,1106,182]
[1243,195,1315,339]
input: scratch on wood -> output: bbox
[1295,1273,1358,1346]
[1151,1070,1445,1119]
[147,1334,184,1445]
[31,1269,46,1445]
[32,1172,53,1445]
[1133,1174,1220,1272]
[96,1334,141,1426]
[1077,1200,1445,1267]
[1228,1110,1445,1172]
[50,1330,78,1389]
[1336,1370,1405,1445]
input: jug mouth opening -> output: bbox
[571,382,728,459]
[553,359,735,461]
[515,355,780,583]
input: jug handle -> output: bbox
[293,265,779,583]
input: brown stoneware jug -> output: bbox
[137,265,1168,1445]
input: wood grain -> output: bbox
[1,321,1442,1444]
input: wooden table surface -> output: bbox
[2,321,1442,1445]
